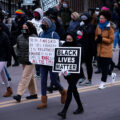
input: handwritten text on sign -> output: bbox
[53,47,81,73]
[29,37,59,66]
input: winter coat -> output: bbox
[17,34,37,64]
[95,22,114,58]
[76,23,95,61]
[0,31,11,62]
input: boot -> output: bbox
[37,96,47,109]
[13,95,21,102]
[3,87,13,97]
[60,90,67,104]
[57,111,66,119]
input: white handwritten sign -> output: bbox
[29,37,59,66]
[40,0,58,11]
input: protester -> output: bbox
[31,8,43,78]
[13,22,38,102]
[58,32,84,119]
[76,13,95,85]
[36,17,67,109]
[0,23,13,97]
[95,11,114,89]
[59,0,72,31]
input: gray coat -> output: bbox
[17,34,37,64]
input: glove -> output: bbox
[96,35,102,43]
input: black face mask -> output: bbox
[64,41,76,47]
[21,29,29,36]
[41,24,47,31]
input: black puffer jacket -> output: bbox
[17,34,37,64]
[0,31,11,62]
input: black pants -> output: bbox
[99,57,111,82]
[35,65,40,76]
[62,79,83,113]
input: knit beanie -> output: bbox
[101,6,110,11]
[42,17,52,28]
[71,12,80,20]
[15,9,24,15]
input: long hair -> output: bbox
[25,21,37,35]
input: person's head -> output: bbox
[41,17,52,31]
[95,7,100,16]
[15,9,24,19]
[80,13,91,25]
[113,2,118,8]
[71,12,80,21]
[21,21,37,37]
[63,0,69,8]
[33,8,43,20]
[65,32,76,43]
[99,11,111,24]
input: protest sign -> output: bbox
[53,47,81,73]
[29,37,59,66]
[40,0,58,11]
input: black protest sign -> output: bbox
[53,47,81,73]
[40,0,58,11]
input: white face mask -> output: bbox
[80,21,85,26]
[63,3,68,8]
[95,11,99,16]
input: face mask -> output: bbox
[99,19,106,24]
[65,41,75,46]
[95,11,99,15]
[41,24,47,31]
[63,3,68,8]
[80,21,85,26]
[21,29,29,36]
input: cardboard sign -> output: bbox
[53,47,81,73]
[29,37,59,66]
[40,0,58,11]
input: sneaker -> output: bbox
[111,73,116,83]
[84,80,92,85]
[99,82,106,89]
[1,82,5,85]
[34,74,40,78]
[79,77,86,84]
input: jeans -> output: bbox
[40,65,63,95]
[113,29,120,48]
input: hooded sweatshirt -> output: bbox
[31,8,43,35]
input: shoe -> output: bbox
[3,87,13,97]
[57,111,66,119]
[98,82,106,89]
[12,62,19,67]
[13,95,21,102]
[37,96,47,109]
[79,77,86,84]
[111,73,116,83]
[34,74,40,78]
[47,86,53,93]
[73,107,84,114]
[84,80,92,85]
[26,94,38,100]
[95,70,101,74]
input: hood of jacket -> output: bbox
[34,8,43,19]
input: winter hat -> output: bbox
[15,9,24,15]
[101,6,110,11]
[66,31,77,42]
[34,8,43,19]
[71,12,80,20]
[43,17,52,28]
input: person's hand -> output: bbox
[96,35,102,43]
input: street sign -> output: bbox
[53,47,81,73]
[29,37,59,66]
[40,0,58,11]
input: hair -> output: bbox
[25,21,37,35]
[99,11,112,21]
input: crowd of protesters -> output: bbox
[0,0,120,119]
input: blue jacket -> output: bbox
[39,23,60,39]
